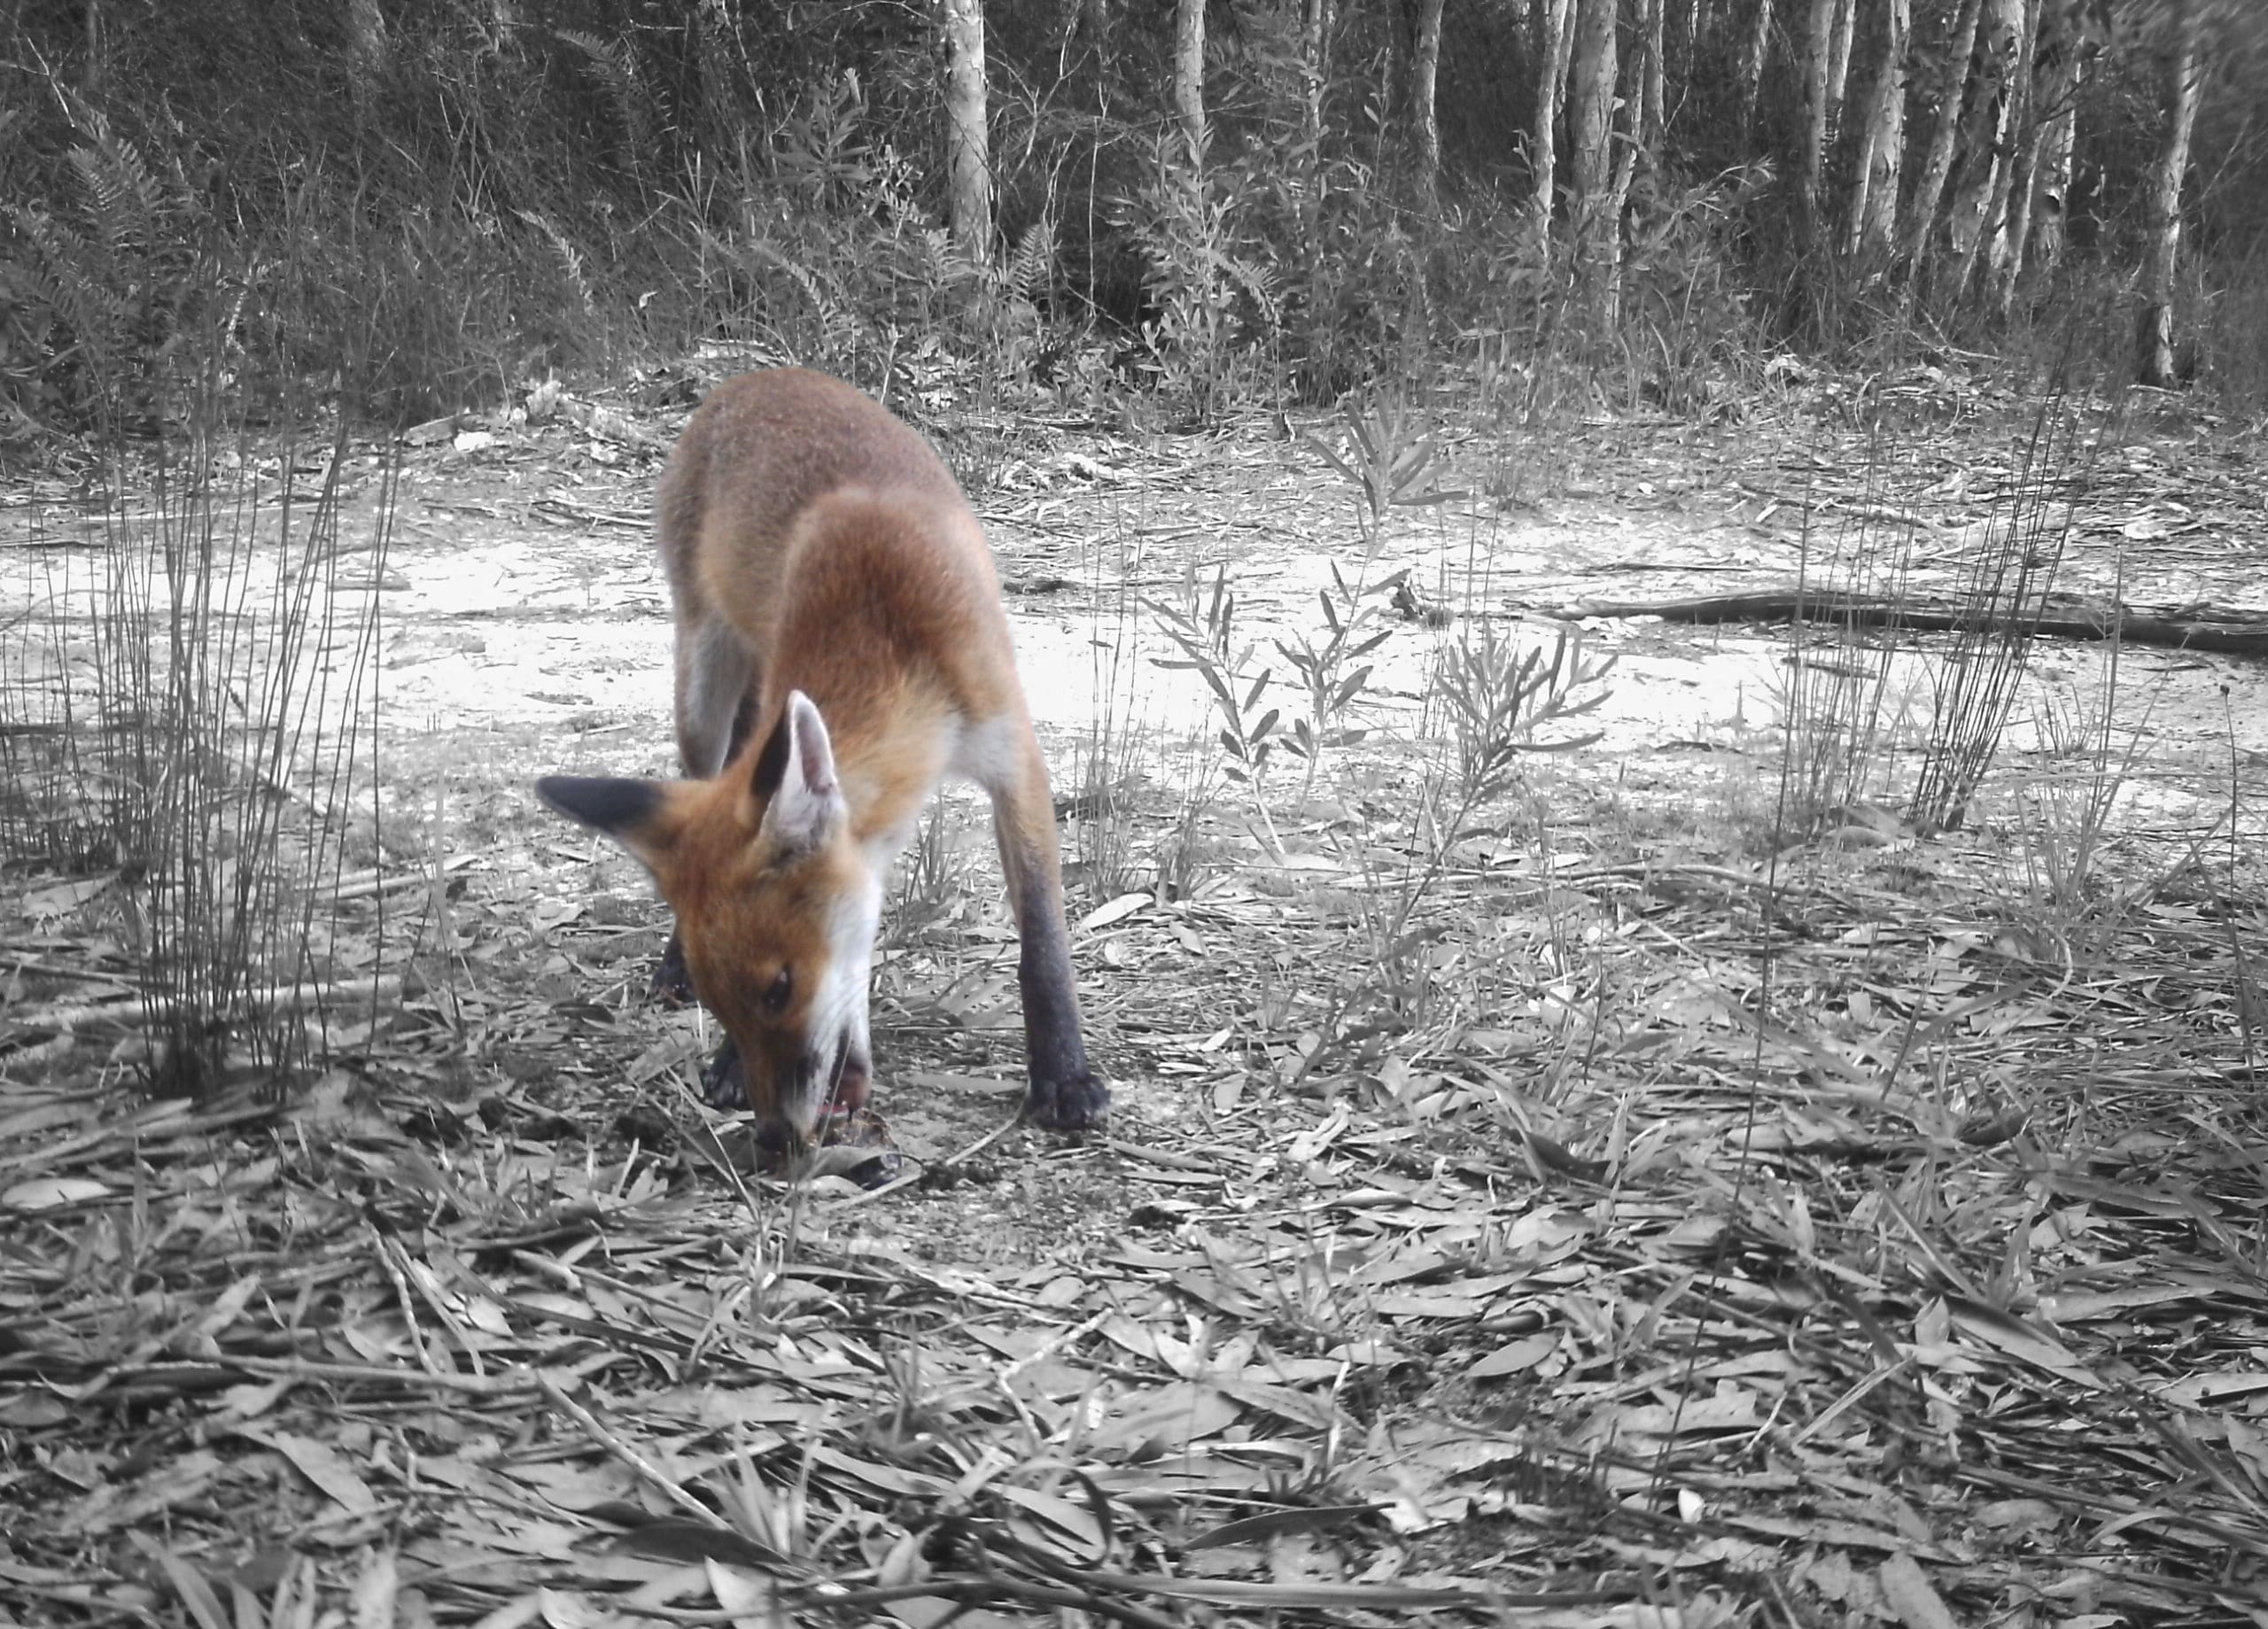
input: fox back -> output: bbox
[539,369,1105,1147]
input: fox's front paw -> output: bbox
[701,1040,747,1110]
[1025,1072,1109,1133]
[650,931,696,1008]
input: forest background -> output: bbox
[4,0,2265,435]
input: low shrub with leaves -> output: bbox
[1113,138,1280,423]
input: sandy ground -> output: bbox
[350,384,2268,843]
[6,372,2266,1013]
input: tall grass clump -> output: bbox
[1767,484,1912,842]
[0,241,394,1095]
[1909,394,2103,834]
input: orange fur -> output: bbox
[539,369,1105,1146]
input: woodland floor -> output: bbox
[5,360,2268,1627]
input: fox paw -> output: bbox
[1025,1073,1109,1133]
[650,933,696,1008]
[700,1041,747,1110]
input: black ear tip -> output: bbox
[533,774,586,816]
[750,709,793,800]
[536,775,664,834]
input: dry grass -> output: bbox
[4,368,2267,1625]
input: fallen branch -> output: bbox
[1574,590,2268,655]
[5,975,403,1038]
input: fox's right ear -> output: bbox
[536,776,682,873]
[748,691,845,853]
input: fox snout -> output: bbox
[720,1022,872,1144]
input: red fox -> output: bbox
[538,368,1107,1148]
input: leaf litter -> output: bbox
[4,378,2268,1625]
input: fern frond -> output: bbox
[726,231,844,326]
[1007,215,1056,304]
[66,112,164,263]
[1221,253,1282,335]
[7,205,124,368]
[556,28,656,178]
[517,210,594,317]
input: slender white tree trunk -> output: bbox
[1796,0,1838,231]
[1601,7,1646,324]
[1566,0,1619,302]
[1827,0,1857,122]
[1938,0,2023,304]
[1845,0,1910,260]
[2137,0,2203,387]
[1637,0,1667,164]
[940,0,992,259]
[1899,0,1982,277]
[1566,0,1618,213]
[1301,0,1332,153]
[1736,0,1775,141]
[1978,0,2038,300]
[2010,0,2093,306]
[1529,0,1577,240]
[1174,0,1206,166]
[1410,0,1448,211]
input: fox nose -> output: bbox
[772,1051,837,1145]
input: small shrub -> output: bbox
[1115,136,1279,423]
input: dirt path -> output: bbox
[377,379,2268,823]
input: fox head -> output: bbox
[537,691,882,1144]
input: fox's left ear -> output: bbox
[536,775,685,873]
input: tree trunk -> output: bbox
[1898,0,1982,278]
[940,0,991,259]
[1599,9,1646,324]
[2028,100,2078,271]
[1845,0,1910,261]
[1529,0,1577,239]
[1795,0,1837,232]
[1565,0,1619,299]
[1669,0,1703,90]
[1637,0,1667,166]
[1566,0,1618,210]
[1825,0,1857,129]
[1978,0,2038,306]
[346,0,388,74]
[1736,0,1775,141]
[346,0,388,115]
[82,0,105,97]
[2136,0,2202,388]
[1295,0,1332,279]
[2009,0,2093,306]
[1301,0,1332,155]
[1174,0,1206,166]
[1410,0,1447,211]
[1381,2,1403,152]
[1938,0,2023,306]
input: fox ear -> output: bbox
[536,775,683,873]
[753,691,845,852]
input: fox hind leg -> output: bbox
[674,614,758,779]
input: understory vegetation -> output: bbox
[3,0,2264,438]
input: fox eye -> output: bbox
[761,968,793,1014]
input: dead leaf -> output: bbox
[1876,1551,1957,1629]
